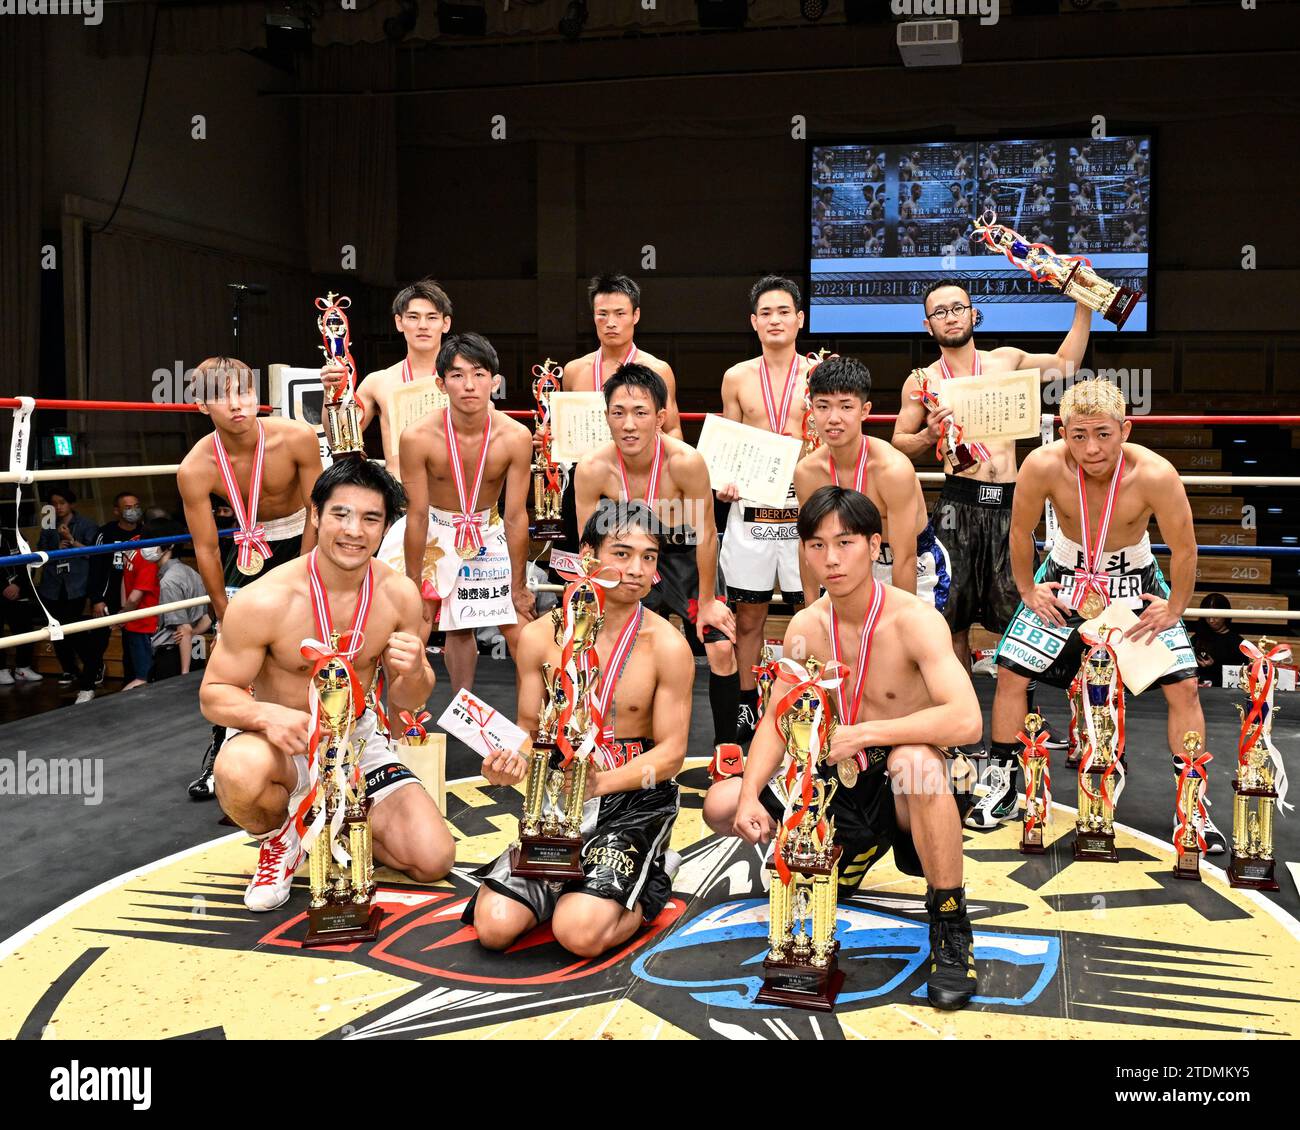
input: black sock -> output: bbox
[991,740,1020,787]
[1026,680,1038,712]
[709,671,741,746]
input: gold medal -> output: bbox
[237,550,264,577]
[838,758,859,789]
[456,542,479,560]
[1079,590,1107,620]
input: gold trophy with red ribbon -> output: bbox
[908,368,987,474]
[1018,713,1051,854]
[315,291,366,457]
[510,573,605,880]
[756,657,845,1011]
[303,644,382,946]
[972,210,1143,329]
[1065,670,1085,769]
[800,348,834,457]
[531,359,565,541]
[1173,731,1211,882]
[1073,635,1125,863]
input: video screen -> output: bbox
[808,134,1151,333]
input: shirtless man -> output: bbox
[466,501,693,958]
[575,364,739,746]
[986,379,1224,849]
[204,458,452,912]
[323,278,453,469]
[719,275,810,742]
[794,356,950,610]
[178,357,324,799]
[711,486,983,1010]
[381,332,535,695]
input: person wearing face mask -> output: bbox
[36,485,102,704]
[147,520,212,682]
[119,522,165,691]
[85,490,145,688]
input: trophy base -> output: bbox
[530,519,566,542]
[1104,286,1144,330]
[1228,853,1279,891]
[302,902,384,948]
[948,445,978,474]
[756,952,844,1012]
[1064,747,1081,770]
[509,836,585,881]
[1073,830,1118,862]
[1019,827,1046,855]
[1173,846,1202,881]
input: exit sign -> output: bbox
[42,433,75,460]
[53,434,73,457]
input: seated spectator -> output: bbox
[1192,592,1246,687]
[149,521,212,682]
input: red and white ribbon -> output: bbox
[760,354,801,437]
[1078,627,1127,814]
[830,436,870,493]
[1071,453,1125,615]
[398,709,431,740]
[552,559,623,770]
[1174,743,1213,852]
[1017,725,1053,834]
[593,343,637,391]
[212,420,272,573]
[616,433,664,583]
[936,351,993,464]
[828,581,886,773]
[590,604,645,764]
[909,371,990,466]
[1238,639,1293,813]
[444,407,492,558]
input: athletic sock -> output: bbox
[990,739,1020,788]
[709,671,741,746]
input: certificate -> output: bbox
[437,689,529,760]
[388,377,448,447]
[1079,601,1177,695]
[549,391,612,463]
[934,368,1040,443]
[696,414,804,510]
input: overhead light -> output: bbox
[559,0,587,40]
[801,0,828,20]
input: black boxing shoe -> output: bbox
[926,887,978,1011]
[188,732,219,800]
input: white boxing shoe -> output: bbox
[244,822,304,913]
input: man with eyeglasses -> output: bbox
[893,280,1090,825]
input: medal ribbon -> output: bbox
[590,604,644,762]
[593,343,637,391]
[829,436,870,493]
[760,354,801,437]
[1174,745,1214,852]
[616,433,664,583]
[445,407,492,557]
[552,560,622,769]
[1016,726,1053,834]
[1078,628,1127,814]
[212,420,272,572]
[828,581,886,773]
[1072,453,1124,614]
[1237,639,1293,813]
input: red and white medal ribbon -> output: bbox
[445,407,492,558]
[1238,639,1293,813]
[616,433,664,583]
[593,343,637,391]
[1078,627,1127,813]
[828,581,886,773]
[292,551,373,861]
[1071,453,1124,615]
[401,358,416,385]
[1016,726,1053,833]
[212,420,272,572]
[1174,744,1213,852]
[760,354,801,437]
[769,657,848,886]
[830,436,870,493]
[590,604,644,767]
[936,351,992,463]
[552,560,622,769]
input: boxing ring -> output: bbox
[1,395,1298,1041]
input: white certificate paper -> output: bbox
[696,414,803,509]
[437,690,529,760]
[934,368,1040,443]
[1079,601,1177,695]
[388,377,448,446]
[550,391,612,463]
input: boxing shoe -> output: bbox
[926,887,978,1011]
[244,822,304,913]
[735,701,759,745]
[188,728,221,800]
[964,762,1019,829]
[708,743,744,784]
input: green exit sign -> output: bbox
[52,434,74,457]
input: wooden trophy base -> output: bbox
[509,835,585,881]
[1105,286,1143,330]
[1019,826,1046,855]
[948,444,978,474]
[756,951,844,1012]
[1073,828,1118,862]
[1173,845,1202,881]
[302,902,384,948]
[1228,853,1279,891]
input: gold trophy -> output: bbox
[315,291,366,457]
[972,211,1144,329]
[1018,713,1051,855]
[510,579,604,880]
[1173,731,1210,882]
[303,645,382,946]
[755,643,777,720]
[756,658,845,1011]
[1065,671,1085,769]
[1231,707,1281,891]
[530,359,565,541]
[1073,645,1122,863]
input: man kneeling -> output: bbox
[205,459,455,912]
[711,486,984,1010]
[465,501,693,958]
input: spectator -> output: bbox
[85,489,144,686]
[1192,593,1246,687]
[149,520,212,682]
[0,527,42,684]
[36,485,102,704]
[119,521,165,691]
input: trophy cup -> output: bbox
[800,349,834,457]
[510,581,604,880]
[1073,642,1124,863]
[909,369,985,474]
[755,643,777,721]
[972,211,1143,329]
[756,658,845,1011]
[530,359,566,541]
[315,291,366,457]
[303,647,382,946]
[1173,731,1211,882]
[1018,713,1051,855]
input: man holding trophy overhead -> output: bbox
[728,487,985,1011]
[466,502,694,960]
[202,460,453,913]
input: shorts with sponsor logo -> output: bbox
[720,485,802,603]
[870,522,952,611]
[933,476,1027,634]
[221,508,306,588]
[465,738,679,927]
[994,533,1197,688]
